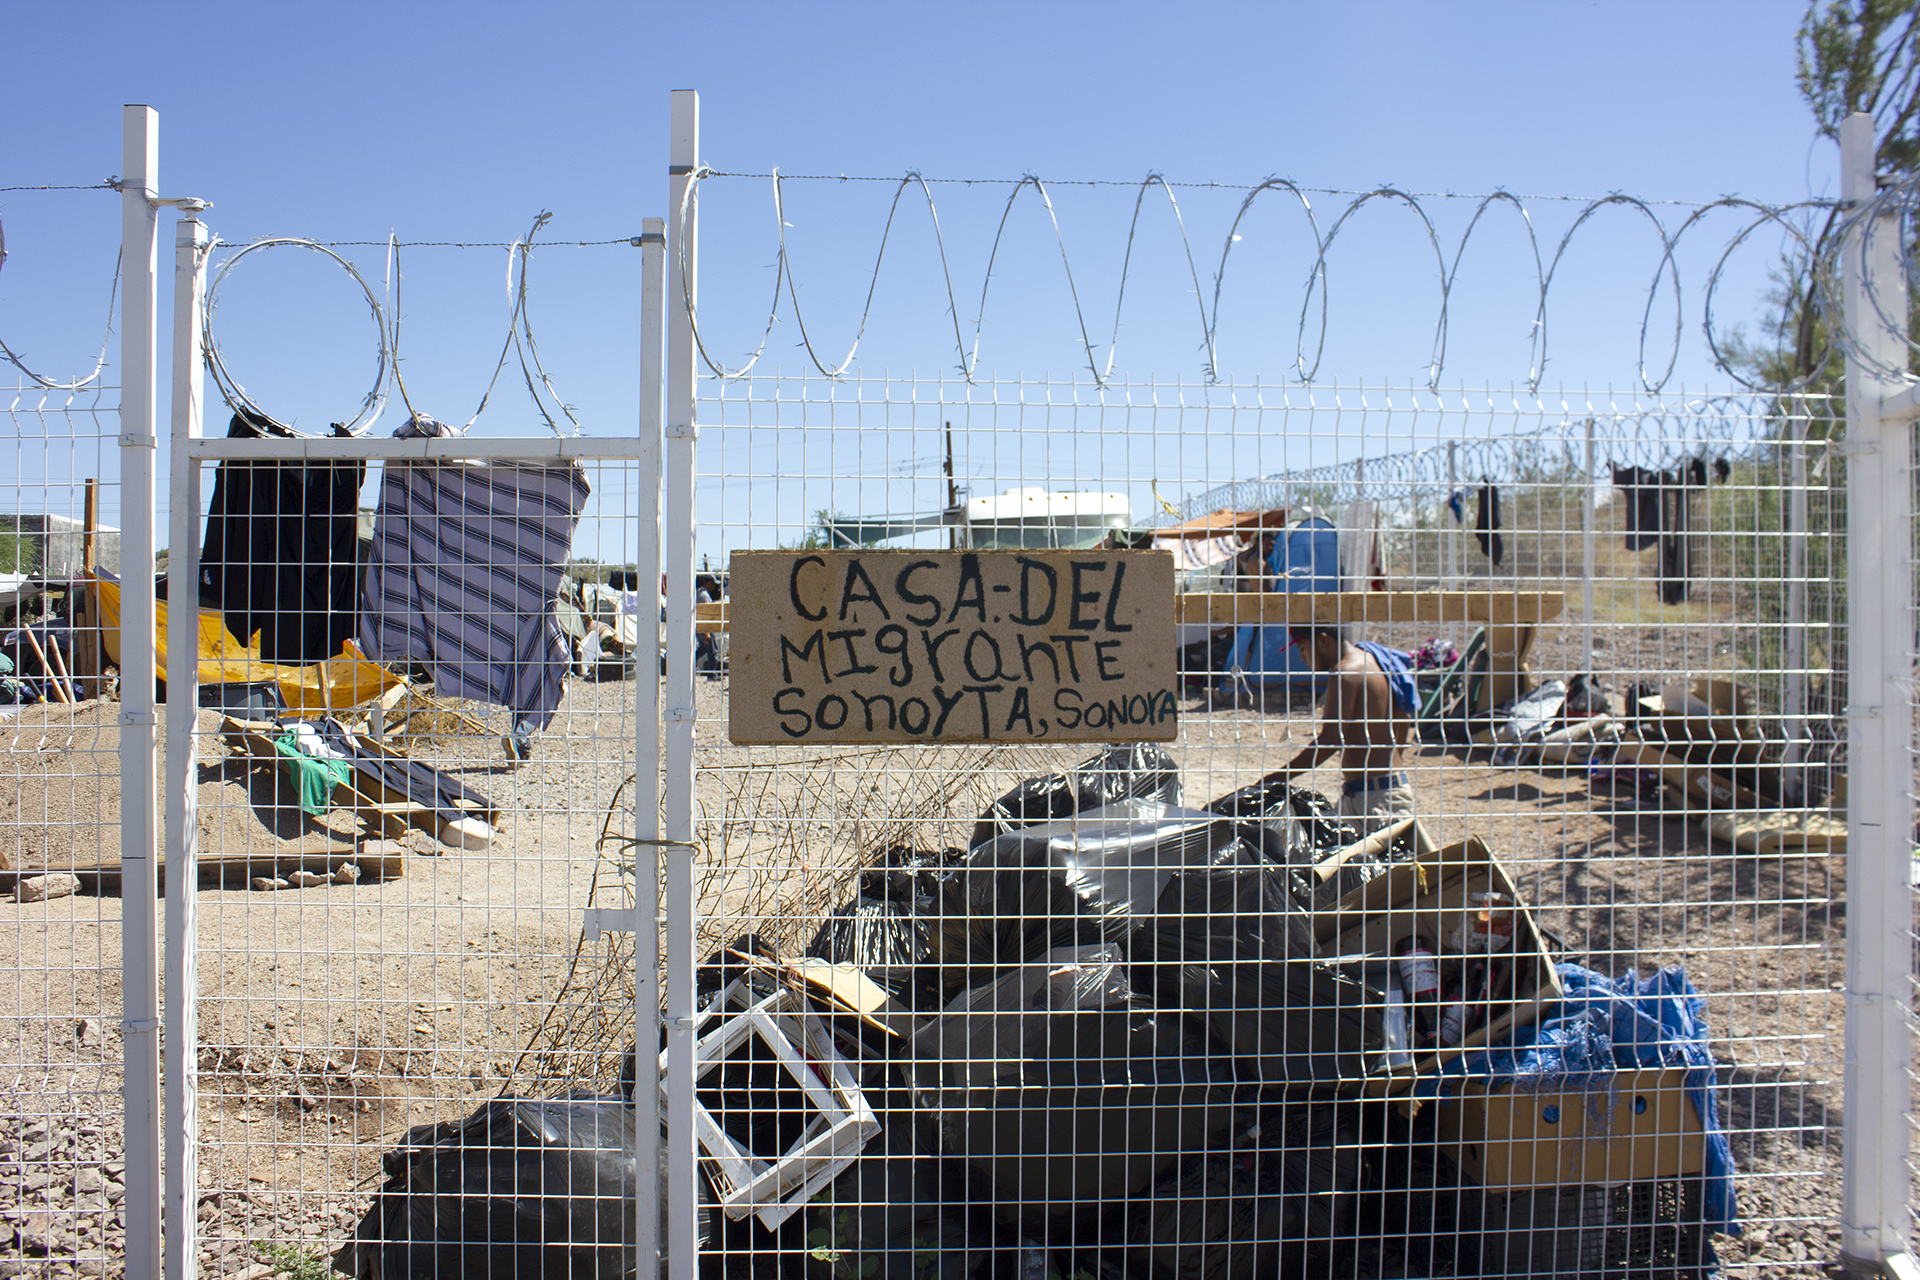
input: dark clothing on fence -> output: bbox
[1474,482,1504,567]
[199,412,365,663]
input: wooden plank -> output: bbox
[0,846,404,893]
[1171,591,1565,628]
[693,590,1562,632]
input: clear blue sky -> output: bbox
[2,1,1839,556]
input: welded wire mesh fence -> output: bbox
[676,374,1846,1278]
[2,386,130,1277]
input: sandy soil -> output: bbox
[0,649,1854,1277]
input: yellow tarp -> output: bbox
[89,574,402,711]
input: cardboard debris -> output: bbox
[1315,834,1564,1092]
[1702,808,1846,855]
[1437,1066,1707,1189]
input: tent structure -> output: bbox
[1222,515,1339,688]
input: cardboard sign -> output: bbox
[727,549,1177,745]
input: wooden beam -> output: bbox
[689,591,1561,633]
[1173,591,1565,628]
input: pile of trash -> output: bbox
[337,746,1736,1278]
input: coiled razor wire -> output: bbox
[1142,390,1842,529]
[0,214,121,391]
[464,210,583,436]
[1822,174,1920,385]
[680,169,1855,395]
[204,237,391,435]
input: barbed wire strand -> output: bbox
[0,182,119,194]
[467,211,581,436]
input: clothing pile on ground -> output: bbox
[234,713,500,870]
[341,746,1739,1278]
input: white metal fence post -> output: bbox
[635,214,666,1279]
[1785,402,1808,763]
[119,102,164,1280]
[1582,416,1595,674]
[1839,109,1917,1273]
[163,212,209,1280]
[664,87,700,1280]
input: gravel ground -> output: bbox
[0,642,1865,1276]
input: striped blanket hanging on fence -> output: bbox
[359,415,590,733]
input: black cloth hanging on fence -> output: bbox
[1473,482,1504,567]
[1656,464,1706,606]
[1611,465,1664,550]
[200,411,366,663]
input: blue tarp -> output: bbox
[1223,517,1338,688]
[1416,963,1740,1243]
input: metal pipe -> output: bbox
[1839,109,1915,1270]
[1582,416,1595,674]
[1785,404,1808,763]
[180,435,655,460]
[163,213,209,1280]
[634,214,666,1280]
[664,87,700,1280]
[118,102,164,1280]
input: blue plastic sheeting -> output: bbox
[1417,963,1740,1241]
[1222,517,1338,688]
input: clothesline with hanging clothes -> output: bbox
[1145,394,1822,527]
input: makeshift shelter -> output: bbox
[90,571,401,711]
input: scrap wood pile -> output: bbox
[339,747,1740,1280]
[1412,636,1846,856]
[219,710,501,887]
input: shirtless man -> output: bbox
[1259,626,1417,835]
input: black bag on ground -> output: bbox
[939,800,1243,973]
[1127,832,1383,1087]
[805,895,932,990]
[802,1069,988,1280]
[970,744,1182,849]
[908,948,1236,1231]
[336,1092,679,1280]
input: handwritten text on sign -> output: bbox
[727,549,1177,744]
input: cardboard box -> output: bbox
[1315,835,1565,1090]
[1637,678,1765,769]
[1436,1067,1706,1189]
[1616,741,1767,813]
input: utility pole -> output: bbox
[945,421,957,551]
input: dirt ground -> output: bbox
[0,644,1853,1277]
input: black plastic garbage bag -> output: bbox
[1206,779,1355,852]
[909,948,1235,1230]
[1251,1101,1363,1277]
[1121,828,1382,1087]
[970,745,1182,849]
[803,1069,988,1280]
[805,895,932,992]
[1106,1153,1265,1280]
[336,1091,690,1280]
[937,799,1244,974]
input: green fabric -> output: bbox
[272,730,352,816]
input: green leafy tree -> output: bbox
[1728,2,1920,391]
